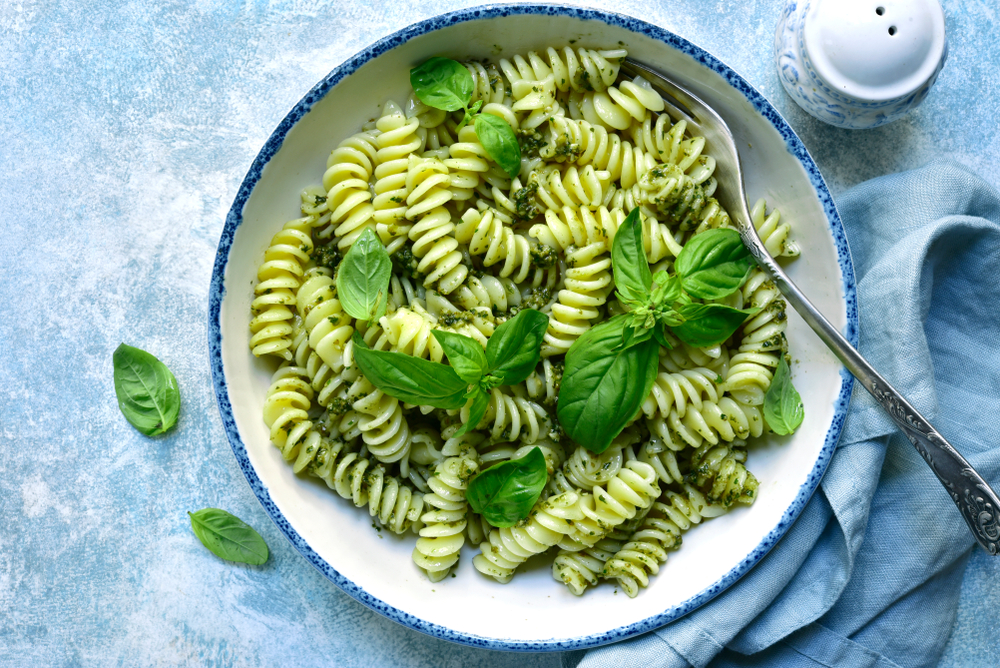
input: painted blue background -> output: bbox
[1,0,997,665]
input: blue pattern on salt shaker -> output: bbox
[775,0,948,129]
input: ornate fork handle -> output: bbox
[742,228,1000,555]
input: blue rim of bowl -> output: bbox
[209,2,859,652]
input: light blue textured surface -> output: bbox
[1,1,997,666]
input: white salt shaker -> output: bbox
[775,0,947,129]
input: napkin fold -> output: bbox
[570,162,1000,668]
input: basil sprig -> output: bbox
[466,447,548,528]
[336,227,391,322]
[113,343,180,436]
[558,210,763,453]
[613,210,759,349]
[410,57,521,178]
[188,508,269,565]
[352,309,548,436]
[763,357,805,435]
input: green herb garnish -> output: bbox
[410,57,521,178]
[466,447,548,528]
[763,357,804,435]
[336,227,391,322]
[112,343,180,436]
[188,508,269,565]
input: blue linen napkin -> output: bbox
[571,162,1000,668]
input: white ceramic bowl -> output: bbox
[209,4,858,651]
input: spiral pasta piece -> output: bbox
[600,501,684,597]
[573,76,665,131]
[462,386,551,444]
[598,483,725,597]
[506,47,625,94]
[498,56,562,131]
[404,155,469,294]
[641,366,722,420]
[319,130,380,247]
[463,60,509,105]
[262,364,315,460]
[542,241,612,356]
[473,491,583,583]
[533,164,612,210]
[751,198,800,258]
[455,206,533,283]
[250,216,314,360]
[629,115,716,187]
[559,461,660,552]
[296,269,354,375]
[638,163,732,236]
[343,373,413,474]
[723,268,787,408]
[292,435,426,535]
[379,304,445,363]
[444,124,491,202]
[686,444,759,507]
[450,274,522,314]
[372,101,423,248]
[413,454,479,581]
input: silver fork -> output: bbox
[622,58,1000,554]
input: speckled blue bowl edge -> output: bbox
[208,2,859,652]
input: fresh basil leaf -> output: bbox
[113,343,180,436]
[336,227,391,322]
[475,112,521,178]
[454,385,491,438]
[432,330,487,384]
[652,323,673,349]
[557,316,660,453]
[351,333,467,409]
[485,308,549,385]
[650,271,683,306]
[672,303,759,348]
[188,508,269,565]
[763,357,804,435]
[675,228,753,300]
[617,322,654,351]
[612,208,652,304]
[409,56,474,112]
[466,447,548,528]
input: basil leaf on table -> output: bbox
[475,112,521,179]
[112,343,180,436]
[351,333,467,409]
[672,303,759,348]
[466,447,548,528]
[674,228,753,300]
[484,308,549,385]
[432,330,488,384]
[188,508,269,565]
[611,208,652,304]
[336,227,392,322]
[409,56,474,112]
[557,316,660,453]
[454,385,492,438]
[763,357,805,435]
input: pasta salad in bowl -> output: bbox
[209,4,857,650]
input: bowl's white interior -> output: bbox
[218,12,850,646]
